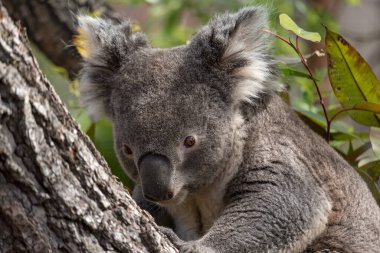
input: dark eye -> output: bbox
[123,144,133,155]
[184,136,196,148]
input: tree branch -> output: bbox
[0,3,176,252]
[2,0,121,79]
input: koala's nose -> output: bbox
[138,153,174,202]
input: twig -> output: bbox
[264,29,332,142]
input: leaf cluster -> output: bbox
[277,14,380,203]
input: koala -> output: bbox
[78,7,380,253]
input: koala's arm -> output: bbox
[166,165,332,253]
[132,184,174,228]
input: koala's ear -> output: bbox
[76,16,150,120]
[190,7,279,103]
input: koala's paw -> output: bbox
[159,226,215,253]
[179,242,216,253]
[159,226,185,247]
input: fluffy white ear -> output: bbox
[76,16,108,64]
[190,7,281,104]
[76,16,149,120]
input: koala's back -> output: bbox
[229,94,380,252]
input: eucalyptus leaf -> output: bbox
[86,123,96,142]
[325,28,380,127]
[280,67,319,81]
[279,14,321,42]
[296,107,353,134]
[347,142,372,164]
[353,102,380,115]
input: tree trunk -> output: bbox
[2,0,121,79]
[0,3,177,253]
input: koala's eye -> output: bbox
[123,144,133,156]
[184,136,196,148]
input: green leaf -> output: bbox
[353,102,380,115]
[348,140,354,154]
[326,28,380,127]
[295,107,369,142]
[330,131,368,141]
[279,14,321,42]
[296,107,353,134]
[280,67,319,81]
[359,160,380,183]
[86,123,96,142]
[346,142,372,164]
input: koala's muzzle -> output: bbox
[138,153,174,202]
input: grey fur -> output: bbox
[78,7,380,253]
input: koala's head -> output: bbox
[78,7,278,205]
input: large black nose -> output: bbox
[138,153,174,202]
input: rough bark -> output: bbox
[0,3,177,253]
[2,0,120,79]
